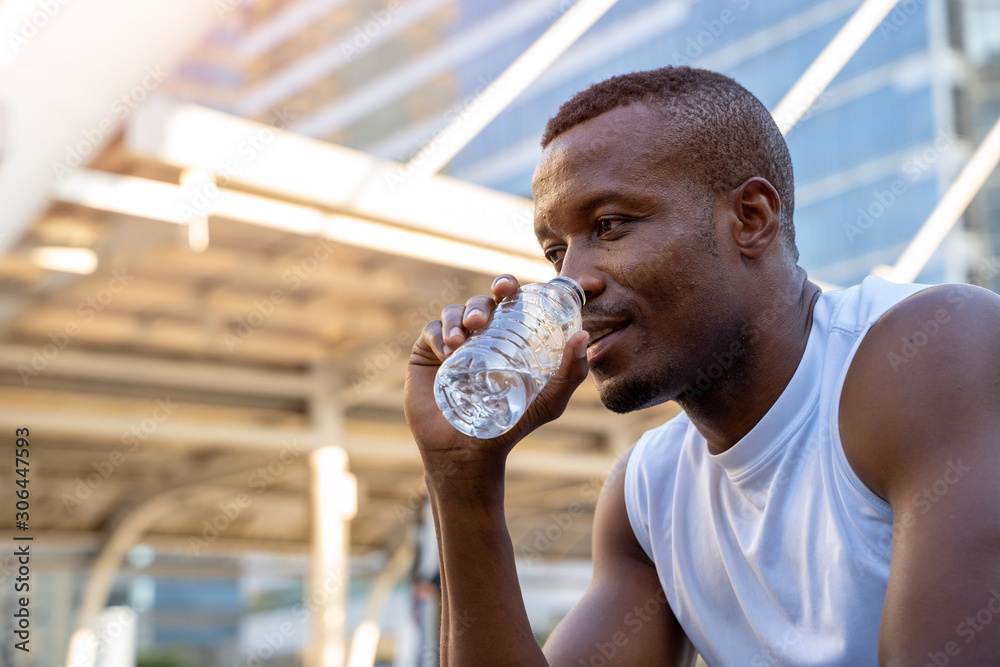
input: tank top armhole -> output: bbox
[828,324,893,517]
[624,436,656,562]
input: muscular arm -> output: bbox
[405,276,693,665]
[543,448,695,666]
[426,448,695,667]
[840,284,1000,665]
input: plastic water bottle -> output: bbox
[434,276,585,439]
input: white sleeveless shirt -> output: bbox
[625,276,934,666]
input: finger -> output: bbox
[545,330,591,395]
[440,304,468,352]
[560,329,591,383]
[415,320,448,362]
[491,274,520,303]
[462,295,496,332]
[516,329,591,434]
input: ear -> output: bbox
[727,177,781,261]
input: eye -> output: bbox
[597,217,628,236]
[544,246,566,266]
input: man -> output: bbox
[403,67,1000,665]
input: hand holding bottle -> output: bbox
[404,274,591,476]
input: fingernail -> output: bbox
[492,276,510,289]
[576,332,589,358]
[443,345,453,356]
[466,308,484,321]
[448,327,463,340]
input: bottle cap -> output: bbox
[548,276,585,306]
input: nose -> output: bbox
[559,249,605,302]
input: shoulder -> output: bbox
[839,282,1000,501]
[625,414,692,478]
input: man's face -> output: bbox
[532,103,746,412]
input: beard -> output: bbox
[593,326,751,414]
[594,364,670,414]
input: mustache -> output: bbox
[581,301,635,322]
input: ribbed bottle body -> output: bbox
[434,278,584,438]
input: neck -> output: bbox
[678,268,822,454]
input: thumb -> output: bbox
[520,329,590,427]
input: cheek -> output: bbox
[620,247,685,295]
[610,241,665,289]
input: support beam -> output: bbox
[124,102,543,258]
[403,0,621,179]
[874,114,1000,283]
[64,469,271,667]
[53,169,553,281]
[308,447,356,667]
[346,540,415,667]
[771,0,900,134]
[290,0,566,138]
[0,344,311,397]
[27,530,312,556]
[236,0,451,117]
[307,364,356,667]
[0,405,620,479]
[0,0,220,254]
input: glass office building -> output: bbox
[177,0,995,289]
[418,0,970,287]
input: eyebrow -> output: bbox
[574,191,639,212]
[535,189,655,238]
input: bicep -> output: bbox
[542,449,695,666]
[880,390,1000,664]
[880,455,1000,665]
[841,284,1000,664]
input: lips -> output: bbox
[587,325,626,347]
[582,317,631,364]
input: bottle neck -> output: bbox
[548,276,585,307]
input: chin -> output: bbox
[595,370,667,414]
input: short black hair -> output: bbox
[541,66,798,262]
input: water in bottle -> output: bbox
[434,276,585,439]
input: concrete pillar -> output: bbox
[307,446,357,667]
[306,364,356,667]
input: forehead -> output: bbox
[532,104,689,222]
